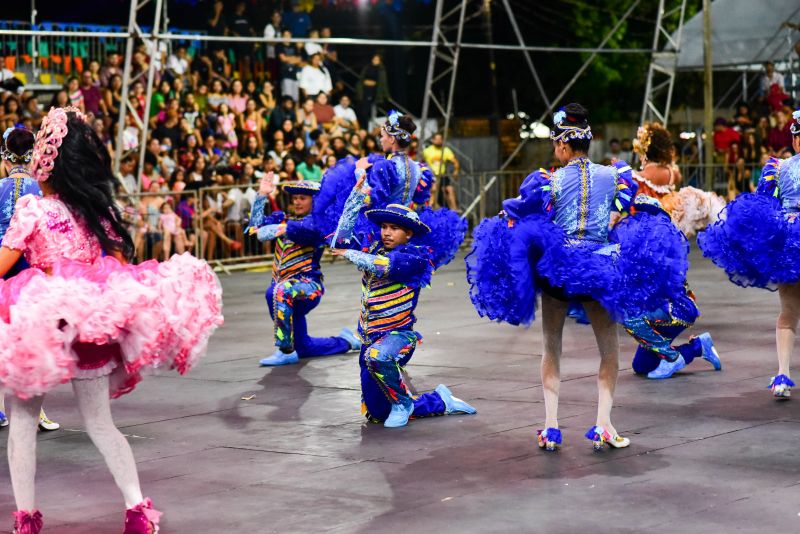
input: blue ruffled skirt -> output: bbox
[698,193,800,289]
[465,212,689,326]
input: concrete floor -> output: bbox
[1,246,799,533]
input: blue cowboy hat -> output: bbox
[365,203,431,236]
[282,180,321,196]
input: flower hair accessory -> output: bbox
[30,106,85,182]
[383,110,411,142]
[633,125,653,160]
[0,126,34,164]
[550,107,592,142]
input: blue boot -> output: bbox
[647,354,686,379]
[339,328,362,351]
[384,400,414,428]
[259,349,299,366]
[435,384,477,415]
[0,411,7,428]
[698,332,721,370]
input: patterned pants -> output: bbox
[360,330,446,422]
[624,293,703,374]
[266,278,350,357]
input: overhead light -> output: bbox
[679,131,696,140]
[531,122,550,139]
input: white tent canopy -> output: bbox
[661,0,800,71]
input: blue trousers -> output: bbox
[360,331,446,422]
[626,293,703,374]
[266,280,351,358]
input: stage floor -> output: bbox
[1,247,798,533]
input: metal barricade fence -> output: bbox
[116,189,201,262]
[198,184,274,272]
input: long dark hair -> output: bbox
[47,113,134,260]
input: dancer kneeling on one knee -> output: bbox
[330,173,476,428]
[249,173,360,366]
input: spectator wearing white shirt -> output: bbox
[760,61,785,95]
[333,94,359,133]
[298,54,332,98]
[166,46,190,82]
[264,11,282,82]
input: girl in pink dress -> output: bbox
[2,107,223,534]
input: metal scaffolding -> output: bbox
[14,0,691,186]
[640,0,689,126]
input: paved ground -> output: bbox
[1,245,799,533]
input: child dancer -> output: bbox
[0,107,222,533]
[699,109,800,399]
[331,173,475,427]
[248,174,360,366]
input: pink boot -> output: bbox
[12,510,43,534]
[123,499,162,534]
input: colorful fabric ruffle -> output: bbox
[0,253,223,399]
[698,192,800,289]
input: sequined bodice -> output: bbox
[777,154,800,212]
[388,153,421,207]
[2,195,105,270]
[551,158,618,243]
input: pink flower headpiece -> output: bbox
[30,106,86,182]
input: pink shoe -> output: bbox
[12,510,43,534]
[123,498,162,534]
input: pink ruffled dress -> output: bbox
[0,194,223,399]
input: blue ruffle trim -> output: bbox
[313,157,359,238]
[466,209,688,325]
[417,207,467,270]
[698,193,800,289]
[769,374,795,388]
[538,427,562,444]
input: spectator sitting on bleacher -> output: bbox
[313,92,335,131]
[304,29,324,57]
[297,151,322,182]
[99,52,122,87]
[66,77,86,114]
[299,54,332,99]
[166,46,190,82]
[80,71,104,117]
[210,48,231,86]
[333,94,358,134]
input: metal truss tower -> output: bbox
[640,0,689,126]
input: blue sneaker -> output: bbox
[435,384,477,415]
[339,328,362,351]
[259,349,299,366]
[384,400,414,428]
[697,333,721,370]
[0,411,7,428]
[647,354,687,379]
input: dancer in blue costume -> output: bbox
[320,110,465,267]
[699,109,800,398]
[331,170,475,427]
[0,127,60,432]
[466,103,688,451]
[247,173,361,366]
[621,196,721,379]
